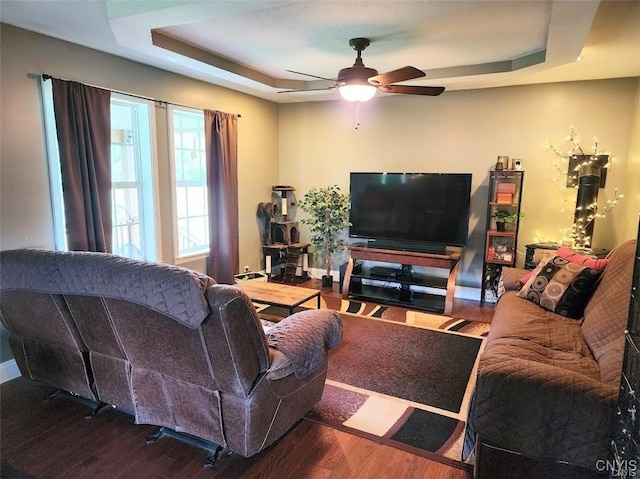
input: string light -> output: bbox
[543,127,623,249]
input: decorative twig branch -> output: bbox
[543,127,621,249]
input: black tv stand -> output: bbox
[366,240,447,255]
[342,245,461,315]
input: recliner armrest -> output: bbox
[266,309,343,378]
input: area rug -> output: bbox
[405,310,490,336]
[304,313,486,469]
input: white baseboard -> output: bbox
[455,285,482,302]
[1,359,21,383]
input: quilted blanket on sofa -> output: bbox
[469,302,619,468]
[0,248,215,328]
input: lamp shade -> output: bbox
[339,84,377,102]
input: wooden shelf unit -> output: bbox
[341,245,461,315]
[481,170,525,304]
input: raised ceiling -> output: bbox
[1,0,639,103]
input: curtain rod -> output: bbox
[41,74,241,117]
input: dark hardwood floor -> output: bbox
[0,282,493,479]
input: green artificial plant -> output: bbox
[491,209,519,224]
[298,185,351,281]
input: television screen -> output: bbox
[349,172,472,248]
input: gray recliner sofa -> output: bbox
[0,249,342,459]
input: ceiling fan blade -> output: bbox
[277,86,337,94]
[286,69,337,82]
[380,84,445,96]
[368,66,425,86]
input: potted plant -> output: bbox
[298,185,351,288]
[491,208,520,231]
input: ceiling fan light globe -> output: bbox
[339,84,377,102]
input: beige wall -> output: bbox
[0,24,279,273]
[622,77,640,240]
[279,79,639,287]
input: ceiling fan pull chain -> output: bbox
[355,102,361,130]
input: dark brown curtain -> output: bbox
[51,79,112,252]
[204,110,239,284]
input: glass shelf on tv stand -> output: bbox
[349,284,447,314]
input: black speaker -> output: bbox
[400,264,413,281]
[399,283,412,302]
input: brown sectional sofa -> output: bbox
[0,249,342,460]
[466,239,637,478]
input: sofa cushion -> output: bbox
[489,292,596,373]
[495,266,530,293]
[581,239,637,384]
[519,251,556,284]
[517,255,603,319]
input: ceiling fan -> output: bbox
[279,38,445,102]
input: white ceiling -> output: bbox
[1,0,639,103]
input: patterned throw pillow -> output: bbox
[520,251,556,284]
[555,246,610,269]
[519,248,609,285]
[516,255,603,319]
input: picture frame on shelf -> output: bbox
[486,232,515,262]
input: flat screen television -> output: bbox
[349,172,472,250]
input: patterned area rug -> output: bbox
[405,310,490,336]
[304,313,487,470]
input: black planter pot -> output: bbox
[321,275,333,288]
[496,222,506,232]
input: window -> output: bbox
[110,96,158,261]
[169,107,209,258]
[42,80,159,261]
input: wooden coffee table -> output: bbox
[235,280,321,315]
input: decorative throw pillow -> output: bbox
[517,255,603,319]
[520,270,533,284]
[555,246,610,270]
[519,251,556,284]
[519,248,609,285]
